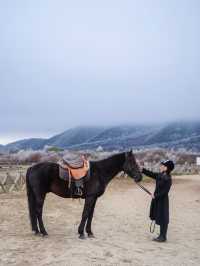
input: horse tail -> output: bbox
[26,167,36,230]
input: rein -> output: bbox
[135,181,152,196]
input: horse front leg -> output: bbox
[78,196,96,239]
[86,197,97,238]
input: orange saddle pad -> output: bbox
[59,156,89,180]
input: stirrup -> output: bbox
[75,188,83,196]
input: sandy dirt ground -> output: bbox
[0,175,200,266]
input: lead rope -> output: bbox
[150,220,156,233]
[134,181,156,234]
[135,182,152,196]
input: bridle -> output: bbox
[123,155,152,196]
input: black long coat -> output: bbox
[142,168,172,225]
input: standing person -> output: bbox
[142,160,175,242]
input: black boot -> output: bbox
[153,223,168,242]
[153,235,166,242]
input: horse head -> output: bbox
[123,150,142,183]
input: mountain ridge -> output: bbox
[0,121,200,152]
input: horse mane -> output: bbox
[91,152,126,166]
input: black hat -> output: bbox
[161,160,175,173]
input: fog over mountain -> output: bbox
[1,121,200,152]
[0,1,200,145]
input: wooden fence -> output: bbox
[0,166,28,193]
[0,162,199,193]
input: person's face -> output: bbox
[160,164,167,173]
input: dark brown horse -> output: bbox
[26,150,142,239]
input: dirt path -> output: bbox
[0,175,200,266]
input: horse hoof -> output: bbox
[33,230,40,236]
[41,232,48,237]
[79,234,86,240]
[88,233,95,238]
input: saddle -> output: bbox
[58,155,90,188]
[63,155,86,170]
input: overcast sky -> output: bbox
[0,0,200,144]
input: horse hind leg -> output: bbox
[29,193,39,235]
[26,177,39,234]
[35,193,48,236]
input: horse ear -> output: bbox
[130,150,136,161]
[126,150,132,158]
